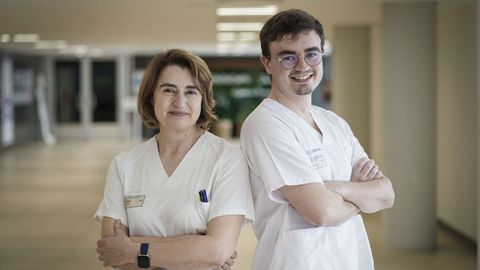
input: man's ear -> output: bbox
[260,55,272,75]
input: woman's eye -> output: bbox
[162,88,175,94]
[186,89,199,95]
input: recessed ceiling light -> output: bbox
[217,32,236,42]
[60,45,88,56]
[13,34,39,43]
[216,5,278,16]
[237,32,257,42]
[216,22,263,32]
[34,40,68,50]
[1,34,10,43]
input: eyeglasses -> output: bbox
[273,51,323,69]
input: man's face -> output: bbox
[261,30,324,99]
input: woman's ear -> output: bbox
[260,55,272,75]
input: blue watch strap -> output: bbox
[140,243,149,255]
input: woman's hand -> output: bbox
[97,220,138,267]
[213,250,237,270]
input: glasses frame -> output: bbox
[272,51,323,69]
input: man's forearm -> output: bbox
[324,177,395,213]
[279,182,361,227]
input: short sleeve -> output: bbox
[240,115,323,203]
[208,146,255,224]
[93,159,128,226]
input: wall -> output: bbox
[437,2,477,240]
[332,26,371,153]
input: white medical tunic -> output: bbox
[95,131,254,238]
[240,98,374,270]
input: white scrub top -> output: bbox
[95,131,254,238]
[240,98,374,270]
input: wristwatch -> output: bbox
[137,243,150,268]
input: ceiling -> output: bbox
[0,0,462,57]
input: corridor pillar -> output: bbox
[80,57,92,139]
[332,26,371,153]
[116,54,131,139]
[382,3,437,249]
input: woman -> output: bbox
[95,49,254,270]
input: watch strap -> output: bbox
[139,243,149,255]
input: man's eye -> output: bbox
[306,52,320,59]
[281,55,297,61]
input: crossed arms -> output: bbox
[97,215,242,269]
[279,157,395,227]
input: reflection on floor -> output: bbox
[0,139,476,269]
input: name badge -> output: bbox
[306,148,328,169]
[124,195,145,208]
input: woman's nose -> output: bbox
[172,92,187,106]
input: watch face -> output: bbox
[137,255,150,268]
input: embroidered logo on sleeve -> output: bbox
[306,148,328,169]
[124,195,145,208]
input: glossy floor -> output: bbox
[0,138,476,269]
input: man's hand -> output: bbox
[351,157,383,181]
[213,250,237,270]
[97,220,137,267]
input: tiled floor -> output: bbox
[0,138,476,269]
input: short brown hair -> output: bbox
[260,9,325,57]
[137,49,217,129]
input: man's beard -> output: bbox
[295,87,313,96]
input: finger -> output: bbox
[103,258,113,267]
[353,157,368,174]
[221,264,229,270]
[225,258,234,266]
[97,239,104,247]
[374,170,383,179]
[366,164,379,180]
[359,160,375,180]
[114,220,122,235]
[231,250,237,259]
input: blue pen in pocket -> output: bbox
[198,189,208,203]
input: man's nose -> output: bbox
[294,56,309,71]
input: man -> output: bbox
[240,9,395,270]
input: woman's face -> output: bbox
[153,65,202,132]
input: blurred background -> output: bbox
[0,0,478,269]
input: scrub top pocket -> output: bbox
[188,199,210,235]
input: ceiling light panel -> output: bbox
[216,22,263,32]
[13,34,39,43]
[216,5,278,16]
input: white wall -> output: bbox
[437,2,477,240]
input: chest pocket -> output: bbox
[185,198,210,235]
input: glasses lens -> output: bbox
[280,55,297,69]
[305,52,322,66]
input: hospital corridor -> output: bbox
[0,134,476,269]
[1,0,480,269]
